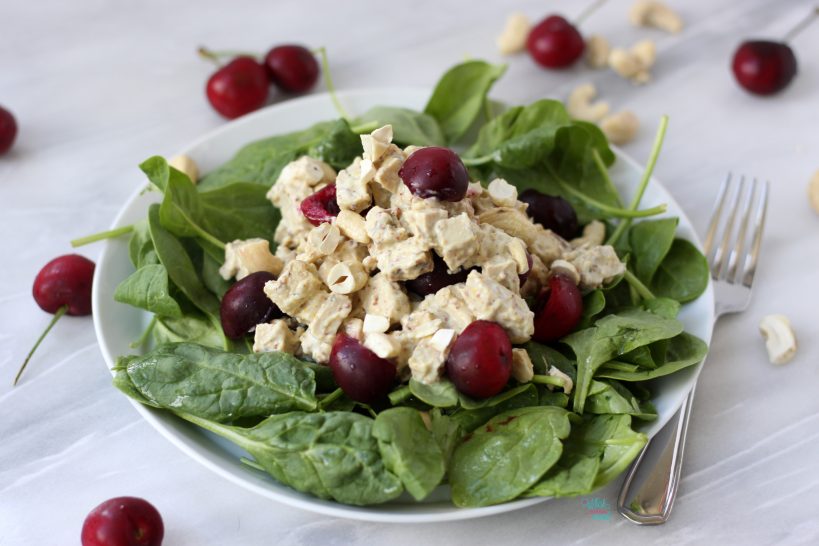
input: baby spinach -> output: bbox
[597,332,707,381]
[563,309,683,414]
[153,314,226,349]
[578,289,606,329]
[450,384,539,433]
[650,239,710,303]
[355,106,446,146]
[629,218,678,284]
[117,343,319,421]
[424,60,506,144]
[430,410,464,471]
[409,378,459,408]
[113,264,183,318]
[373,408,445,501]
[127,220,158,268]
[458,383,534,410]
[181,411,404,505]
[585,380,657,420]
[450,406,570,507]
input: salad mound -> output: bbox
[111,60,709,508]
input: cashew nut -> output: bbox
[509,238,530,274]
[430,328,456,352]
[308,223,343,255]
[341,317,364,340]
[609,40,656,84]
[600,111,640,145]
[808,170,819,214]
[629,0,684,33]
[548,365,573,394]
[169,154,199,183]
[363,332,401,359]
[759,315,797,365]
[361,125,394,163]
[487,178,518,207]
[585,35,611,69]
[549,259,581,285]
[567,83,610,123]
[335,209,371,244]
[326,261,369,294]
[571,220,607,247]
[511,348,534,383]
[497,12,532,55]
[363,313,390,334]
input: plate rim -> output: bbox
[92,87,714,523]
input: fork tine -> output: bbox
[703,173,731,255]
[742,180,769,287]
[726,178,756,282]
[711,176,745,280]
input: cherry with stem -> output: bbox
[527,0,608,69]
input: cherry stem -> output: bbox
[14,305,68,386]
[576,0,609,25]
[783,7,819,42]
[197,47,261,66]
[314,46,350,121]
[71,224,134,248]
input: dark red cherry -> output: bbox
[206,56,269,119]
[445,321,512,399]
[81,496,164,546]
[300,184,340,226]
[33,254,95,316]
[519,189,579,240]
[526,15,585,69]
[399,147,469,201]
[731,40,797,95]
[220,272,281,339]
[0,105,17,155]
[264,45,319,93]
[405,254,471,296]
[533,274,583,342]
[329,334,396,403]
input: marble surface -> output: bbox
[2,0,818,543]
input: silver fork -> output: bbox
[617,174,769,525]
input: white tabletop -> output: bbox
[2,0,818,543]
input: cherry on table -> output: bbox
[300,183,340,225]
[527,15,585,69]
[399,147,469,202]
[731,7,819,96]
[0,105,17,155]
[329,334,396,403]
[264,45,319,93]
[14,254,96,386]
[81,496,164,546]
[532,274,583,343]
[220,271,281,339]
[446,320,512,399]
[205,56,269,119]
[519,189,579,240]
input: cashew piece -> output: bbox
[169,154,199,183]
[609,40,656,84]
[363,313,390,334]
[759,315,797,365]
[585,35,610,69]
[600,111,640,145]
[497,12,532,55]
[511,348,534,383]
[326,261,369,294]
[549,259,581,285]
[334,209,371,244]
[308,223,343,255]
[808,170,819,214]
[629,0,684,33]
[567,84,611,123]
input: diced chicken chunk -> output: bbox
[253,320,301,354]
[219,238,283,281]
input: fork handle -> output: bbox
[617,385,696,525]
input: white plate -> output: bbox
[92,88,714,523]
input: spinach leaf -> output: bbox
[450,384,539,432]
[355,106,446,146]
[201,252,232,299]
[153,314,226,349]
[578,289,606,329]
[148,204,221,321]
[548,123,619,208]
[119,342,318,421]
[644,296,681,319]
[597,332,707,381]
[113,264,183,318]
[181,411,404,505]
[430,409,464,471]
[198,119,361,190]
[424,60,506,144]
[629,218,678,283]
[458,383,534,410]
[523,342,576,379]
[409,378,459,408]
[449,406,570,507]
[306,118,362,168]
[525,456,600,498]
[373,408,445,501]
[128,220,158,268]
[650,239,710,303]
[563,309,683,413]
[585,380,657,420]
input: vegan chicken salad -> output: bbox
[101,60,710,508]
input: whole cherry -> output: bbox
[526,0,607,69]
[329,334,396,403]
[204,55,269,119]
[81,496,164,546]
[446,321,512,399]
[0,105,17,155]
[14,254,96,385]
[219,271,281,339]
[732,7,819,96]
[399,147,469,201]
[264,45,319,93]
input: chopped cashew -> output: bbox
[609,40,656,84]
[567,83,610,123]
[571,220,607,247]
[548,365,573,394]
[169,154,199,183]
[511,349,534,383]
[307,223,343,256]
[487,178,519,207]
[363,313,390,334]
[629,0,684,33]
[364,332,401,359]
[585,35,610,69]
[550,259,581,285]
[326,261,368,294]
[759,315,797,365]
[808,170,819,214]
[335,210,371,244]
[600,111,640,145]
[342,317,364,340]
[496,12,532,55]
[430,329,456,352]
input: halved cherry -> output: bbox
[533,274,583,342]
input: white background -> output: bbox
[2,0,818,544]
